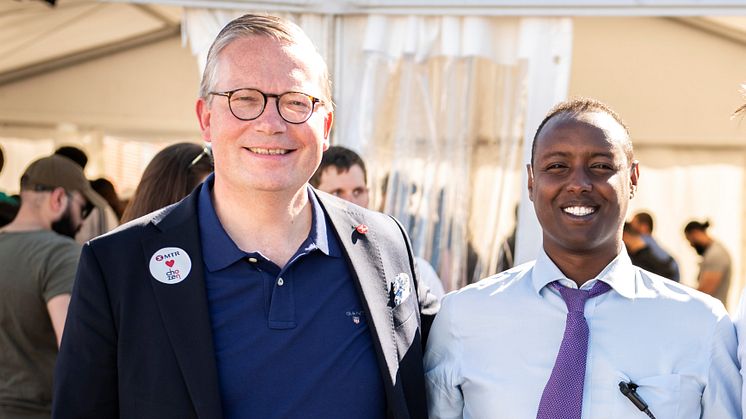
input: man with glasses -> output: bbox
[0,155,104,418]
[54,14,437,419]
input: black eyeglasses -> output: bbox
[209,88,324,124]
[77,197,94,220]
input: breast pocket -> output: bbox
[392,295,416,328]
[615,373,702,419]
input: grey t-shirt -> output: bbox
[0,230,80,417]
[700,240,732,306]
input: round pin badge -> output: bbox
[149,247,192,284]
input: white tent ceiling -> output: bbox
[2,0,746,89]
[0,0,181,86]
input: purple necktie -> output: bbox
[536,280,612,419]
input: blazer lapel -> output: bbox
[315,192,407,406]
[141,191,222,418]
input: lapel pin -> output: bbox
[355,224,369,235]
[149,247,192,285]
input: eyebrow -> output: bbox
[537,150,615,160]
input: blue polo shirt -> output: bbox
[197,176,385,419]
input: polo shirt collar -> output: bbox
[531,246,636,299]
[198,176,339,273]
[304,188,340,258]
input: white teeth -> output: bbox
[563,206,595,216]
[248,147,288,155]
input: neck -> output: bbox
[1,206,51,233]
[212,177,312,268]
[544,243,621,287]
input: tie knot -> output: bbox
[553,280,611,313]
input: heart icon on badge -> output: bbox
[165,260,175,267]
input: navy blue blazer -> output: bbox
[53,187,438,419]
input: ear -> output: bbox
[196,98,212,143]
[322,110,333,151]
[526,164,535,201]
[49,187,68,217]
[629,160,640,199]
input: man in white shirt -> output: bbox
[424,98,741,419]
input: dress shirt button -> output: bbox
[277,277,285,286]
[247,257,258,263]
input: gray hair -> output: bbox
[199,14,332,106]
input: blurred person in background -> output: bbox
[120,142,213,223]
[0,145,20,227]
[630,211,680,282]
[54,146,119,242]
[684,220,731,306]
[91,178,125,221]
[310,145,446,300]
[622,222,678,281]
[0,155,105,418]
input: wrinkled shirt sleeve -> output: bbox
[424,294,465,419]
[734,291,746,419]
[702,308,741,419]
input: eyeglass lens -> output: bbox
[227,89,315,123]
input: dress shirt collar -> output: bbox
[198,175,338,272]
[531,246,636,299]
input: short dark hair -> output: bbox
[530,98,632,165]
[623,222,641,237]
[633,212,654,233]
[309,146,367,188]
[54,146,88,169]
[684,220,710,234]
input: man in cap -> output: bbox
[0,155,103,418]
[54,13,437,419]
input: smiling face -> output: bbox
[196,35,332,196]
[528,111,638,261]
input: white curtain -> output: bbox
[335,15,572,290]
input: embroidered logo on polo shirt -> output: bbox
[346,310,366,325]
[149,247,192,284]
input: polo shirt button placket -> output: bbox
[277,277,285,286]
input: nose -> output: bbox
[253,97,286,134]
[566,167,592,194]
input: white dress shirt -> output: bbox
[425,249,741,419]
[733,290,746,418]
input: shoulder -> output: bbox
[706,241,731,260]
[86,199,188,253]
[314,189,407,240]
[636,268,729,319]
[17,230,81,257]
[439,261,535,314]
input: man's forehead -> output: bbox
[536,111,630,156]
[216,36,323,87]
